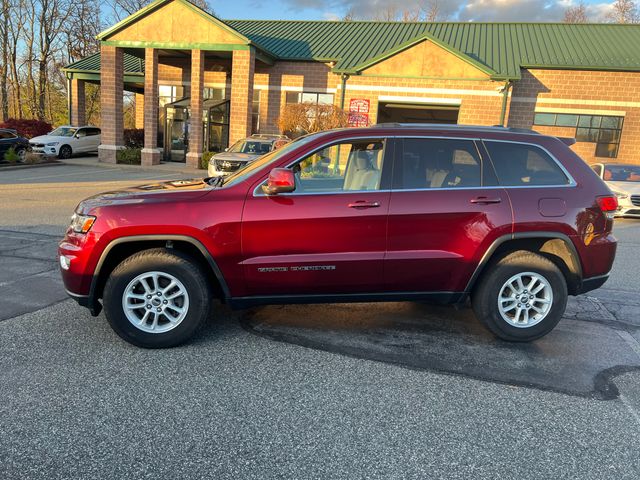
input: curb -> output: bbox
[0,161,62,172]
[61,159,204,176]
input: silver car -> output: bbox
[208,134,289,177]
[591,163,640,218]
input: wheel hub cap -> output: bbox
[122,271,189,333]
[498,272,553,328]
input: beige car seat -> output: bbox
[344,151,380,191]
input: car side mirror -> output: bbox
[262,168,296,195]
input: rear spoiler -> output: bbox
[557,137,576,146]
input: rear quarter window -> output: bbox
[484,141,570,187]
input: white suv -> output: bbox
[30,126,101,159]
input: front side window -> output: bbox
[484,141,570,187]
[290,140,386,193]
[394,138,483,190]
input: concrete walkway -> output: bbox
[62,155,205,177]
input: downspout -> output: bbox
[499,80,512,127]
[67,74,72,125]
[339,73,350,110]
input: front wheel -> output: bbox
[103,248,211,348]
[58,145,72,159]
[472,251,567,342]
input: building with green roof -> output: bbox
[64,0,640,166]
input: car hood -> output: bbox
[606,180,640,195]
[212,152,259,162]
[76,178,212,214]
[29,135,69,144]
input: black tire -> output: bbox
[58,145,72,159]
[16,147,26,162]
[103,248,211,348]
[471,250,567,342]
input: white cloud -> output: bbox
[275,0,617,22]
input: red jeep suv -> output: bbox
[59,125,618,348]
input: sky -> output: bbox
[212,0,616,22]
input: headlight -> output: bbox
[209,158,216,164]
[46,142,59,146]
[70,213,96,233]
[612,190,629,200]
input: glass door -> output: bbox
[205,99,230,154]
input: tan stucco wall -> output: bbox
[362,40,490,79]
[109,1,244,45]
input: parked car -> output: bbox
[591,163,640,218]
[30,126,101,159]
[208,134,289,177]
[0,128,30,162]
[60,125,617,348]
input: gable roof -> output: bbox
[67,17,640,80]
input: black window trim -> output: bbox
[252,135,394,197]
[481,139,577,189]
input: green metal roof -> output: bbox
[65,20,640,80]
[65,52,144,75]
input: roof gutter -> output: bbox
[339,73,350,110]
[499,80,512,127]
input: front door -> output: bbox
[241,137,393,296]
[385,137,513,293]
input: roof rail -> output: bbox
[373,123,540,135]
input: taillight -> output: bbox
[596,195,618,213]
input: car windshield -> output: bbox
[229,140,272,154]
[49,127,77,137]
[221,134,318,187]
[604,165,640,182]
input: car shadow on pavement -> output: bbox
[241,301,640,400]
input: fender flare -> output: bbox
[88,234,231,314]
[464,232,583,294]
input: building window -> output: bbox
[533,112,624,158]
[252,90,260,134]
[285,92,334,106]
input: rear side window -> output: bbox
[484,141,570,187]
[87,128,101,136]
[394,138,484,189]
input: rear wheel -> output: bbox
[58,145,72,159]
[472,251,567,342]
[103,248,211,348]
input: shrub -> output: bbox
[116,147,141,165]
[201,151,215,170]
[124,129,144,148]
[278,103,348,138]
[0,119,53,139]
[3,147,19,163]
[25,152,41,164]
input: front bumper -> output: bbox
[30,145,58,156]
[65,288,102,316]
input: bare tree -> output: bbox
[564,1,589,23]
[421,0,447,22]
[607,0,639,23]
[108,0,213,22]
[0,0,9,120]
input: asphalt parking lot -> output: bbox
[1,162,639,479]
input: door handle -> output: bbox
[470,197,502,205]
[348,201,380,209]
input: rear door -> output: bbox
[384,136,513,293]
[241,137,393,296]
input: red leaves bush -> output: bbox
[0,118,53,138]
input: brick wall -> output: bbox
[229,49,255,143]
[509,69,640,165]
